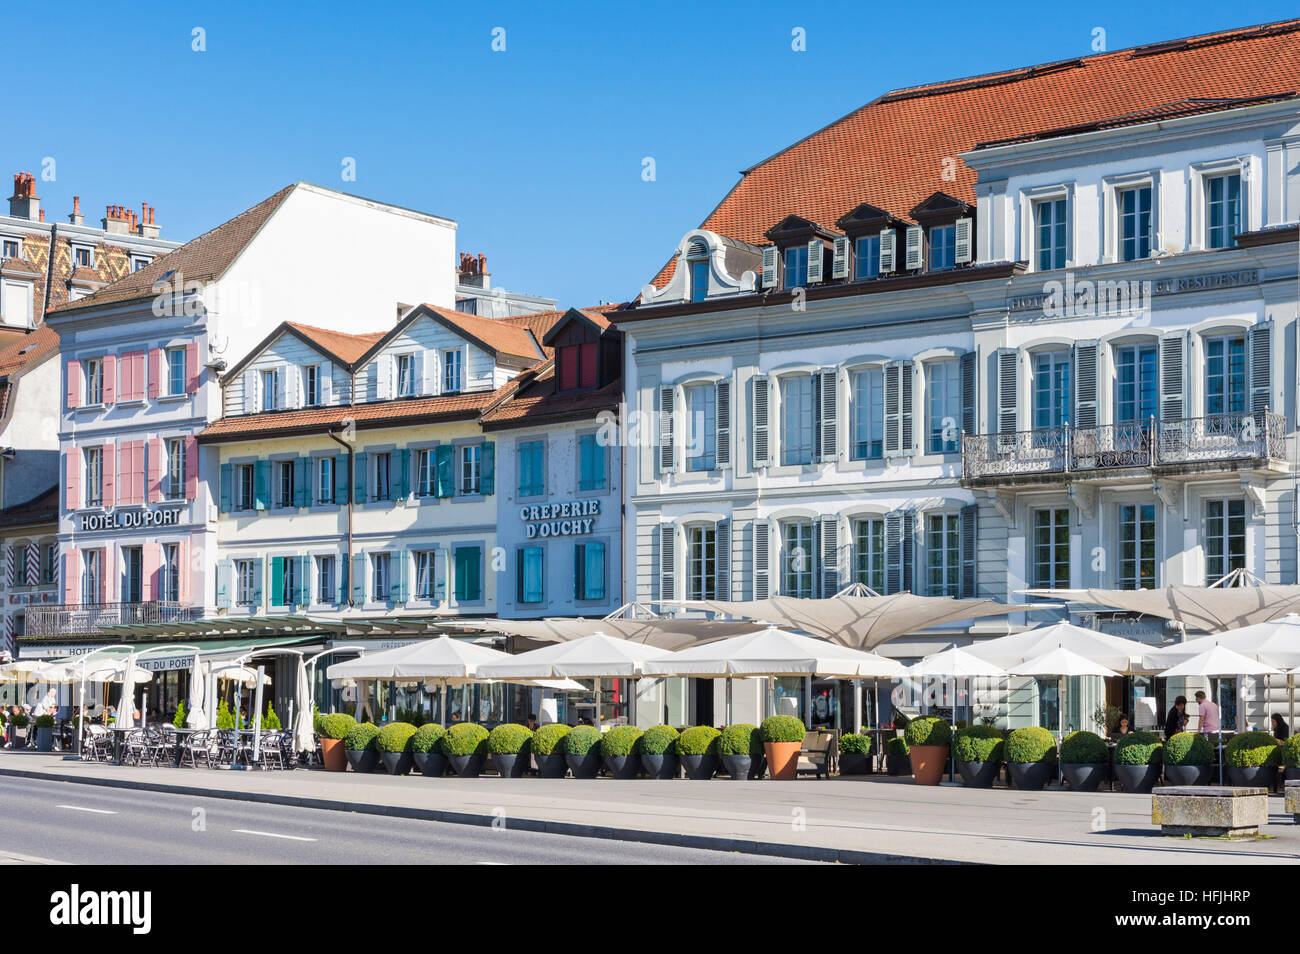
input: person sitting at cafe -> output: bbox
[1110,714,1133,740]
[1164,696,1188,739]
[1271,713,1291,743]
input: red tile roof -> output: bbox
[199,389,497,441]
[0,326,58,378]
[652,18,1300,285]
[403,304,544,363]
[284,322,385,365]
[480,360,622,428]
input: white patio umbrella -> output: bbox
[185,654,207,729]
[1009,647,1120,780]
[211,664,268,733]
[902,646,1006,727]
[965,621,1148,672]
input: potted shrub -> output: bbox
[376,722,418,775]
[33,714,56,752]
[1163,732,1212,786]
[639,724,680,779]
[1113,731,1163,793]
[173,701,187,728]
[676,725,721,779]
[562,724,602,779]
[317,713,355,772]
[885,736,911,776]
[442,722,489,778]
[600,725,644,779]
[1059,730,1108,792]
[838,732,873,776]
[759,715,805,781]
[718,723,765,780]
[343,722,381,773]
[487,724,533,778]
[410,723,447,777]
[1224,731,1280,787]
[953,725,1004,788]
[1282,735,1300,783]
[904,716,952,786]
[531,724,570,778]
[1005,727,1058,791]
[8,711,29,747]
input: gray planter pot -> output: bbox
[35,727,55,752]
[886,752,911,776]
[1113,762,1162,793]
[640,752,679,779]
[1285,766,1300,782]
[565,751,601,779]
[492,752,527,778]
[345,748,379,773]
[1162,763,1211,786]
[1227,765,1276,788]
[413,751,448,777]
[604,754,640,779]
[720,753,764,780]
[680,753,718,780]
[379,751,412,775]
[449,753,485,778]
[1007,760,1054,791]
[534,751,567,778]
[839,752,870,776]
[1061,762,1107,792]
[956,759,1001,788]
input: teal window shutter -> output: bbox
[334,454,348,504]
[394,448,410,499]
[219,463,232,512]
[270,557,285,607]
[339,554,349,604]
[454,546,481,602]
[254,460,270,511]
[586,542,605,600]
[392,550,408,602]
[352,553,367,603]
[480,441,495,495]
[297,555,309,606]
[353,452,368,503]
[294,458,310,507]
[251,558,263,608]
[435,445,454,498]
[215,559,233,609]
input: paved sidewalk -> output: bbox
[2,751,1296,864]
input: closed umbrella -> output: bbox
[186,655,207,729]
[292,655,314,755]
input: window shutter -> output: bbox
[320,364,333,405]
[251,558,263,609]
[815,367,838,462]
[761,246,778,288]
[186,341,201,393]
[1159,332,1187,421]
[884,363,901,455]
[960,504,977,598]
[715,519,731,600]
[884,361,914,457]
[375,358,391,401]
[297,555,310,606]
[480,441,495,495]
[878,229,896,273]
[270,557,285,607]
[146,438,162,503]
[285,365,300,409]
[353,452,368,503]
[392,551,408,603]
[435,445,454,498]
[819,515,840,597]
[960,351,976,438]
[276,364,289,409]
[750,374,771,468]
[254,459,270,511]
[714,378,731,469]
[352,553,367,604]
[185,438,198,500]
[215,560,233,609]
[752,519,770,600]
[219,462,231,512]
[101,354,116,405]
[806,239,824,284]
[392,448,410,499]
[433,548,447,603]
[294,457,310,507]
[904,226,923,270]
[885,511,914,595]
[422,352,437,396]
[334,454,349,504]
[411,352,425,396]
[339,555,350,605]
[954,216,974,264]
[242,370,257,415]
[658,385,676,474]
[1073,341,1099,429]
[66,359,81,409]
[658,522,675,603]
[1249,320,1272,415]
[102,443,115,506]
[65,451,81,512]
[831,236,850,279]
[997,348,1019,433]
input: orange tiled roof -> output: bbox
[0,326,58,378]
[199,389,498,441]
[285,322,385,365]
[652,18,1300,285]
[414,304,544,363]
[480,360,621,428]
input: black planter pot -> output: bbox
[35,727,55,752]
[640,752,679,779]
[492,752,527,778]
[379,751,413,775]
[680,753,718,780]
[604,754,640,779]
[886,753,912,776]
[1285,766,1300,782]
[720,753,765,780]
[1162,763,1212,786]
[345,749,379,773]
[839,752,870,776]
[413,751,448,777]
[1113,762,1162,793]
[565,751,601,779]
[956,759,1001,788]
[448,753,484,778]
[1007,761,1054,791]
[1227,765,1277,787]
[1061,762,1107,792]
[534,751,568,778]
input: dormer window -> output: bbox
[854,235,880,280]
[909,192,974,272]
[929,225,956,271]
[762,215,834,290]
[260,368,279,411]
[1,239,17,259]
[558,342,597,391]
[783,245,808,289]
[442,348,463,393]
[686,240,709,303]
[396,353,416,398]
[74,247,92,269]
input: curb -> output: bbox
[0,766,967,866]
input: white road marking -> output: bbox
[57,805,116,815]
[231,829,317,842]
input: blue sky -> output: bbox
[8,1,1298,308]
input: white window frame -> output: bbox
[443,348,464,393]
[165,438,185,500]
[1101,171,1161,263]
[1019,183,1075,271]
[1188,158,1252,252]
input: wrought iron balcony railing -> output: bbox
[24,601,204,638]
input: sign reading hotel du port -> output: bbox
[78,507,183,533]
[520,499,601,538]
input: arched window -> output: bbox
[686,239,709,303]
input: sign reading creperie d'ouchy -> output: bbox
[520,499,601,538]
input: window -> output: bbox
[925,360,961,453]
[518,441,545,497]
[780,375,814,466]
[396,354,415,398]
[1,239,17,259]
[41,544,56,585]
[1204,498,1246,585]
[517,547,543,603]
[260,368,278,411]
[854,235,880,281]
[688,245,710,303]
[687,526,716,601]
[122,547,143,603]
[783,245,808,289]
[685,384,716,471]
[275,460,295,508]
[782,522,814,598]
[236,560,256,605]
[1033,351,1071,429]
[85,359,103,405]
[317,457,334,504]
[850,368,884,460]
[372,453,392,501]
[575,542,605,601]
[165,439,185,500]
[558,342,598,391]
[74,247,91,268]
[316,555,336,604]
[416,448,437,497]
[159,544,178,600]
[926,514,960,597]
[166,347,186,396]
[371,553,391,601]
[577,433,606,491]
[1114,343,1158,424]
[443,349,463,393]
[1119,186,1152,262]
[416,550,440,600]
[1035,198,1068,270]
[132,257,150,272]
[82,550,101,604]
[459,444,481,494]
[1205,173,1241,249]
[454,545,482,602]
[1204,334,1246,416]
[1119,503,1156,589]
[304,365,321,406]
[84,447,103,507]
[237,464,255,511]
[276,556,298,606]
[929,225,956,271]
[853,518,885,593]
[1031,509,1070,589]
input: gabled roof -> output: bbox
[354,303,545,369]
[0,326,58,378]
[652,18,1300,286]
[479,359,622,429]
[539,307,618,347]
[198,390,497,442]
[221,320,385,382]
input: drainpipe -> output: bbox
[327,429,355,606]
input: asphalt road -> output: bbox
[0,777,817,865]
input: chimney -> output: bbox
[457,251,490,290]
[102,203,130,235]
[137,201,159,239]
[68,195,83,226]
[8,172,40,221]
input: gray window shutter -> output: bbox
[1159,332,1187,421]
[960,350,976,437]
[242,370,257,415]
[879,229,896,273]
[884,362,902,456]
[955,216,974,264]
[761,247,778,289]
[885,511,915,595]
[658,522,675,603]
[960,504,977,598]
[831,236,850,279]
[715,519,731,600]
[658,385,676,474]
[752,519,770,600]
[819,515,839,598]
[898,360,914,454]
[1073,341,1099,429]
[714,378,731,469]
[750,374,771,468]
[1249,320,1272,415]
[997,348,1019,433]
[904,226,923,270]
[815,367,838,462]
[806,239,823,284]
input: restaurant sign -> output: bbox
[520,499,601,538]
[79,507,183,533]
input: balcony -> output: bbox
[24,602,205,638]
[962,413,1288,485]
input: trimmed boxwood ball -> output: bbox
[1059,730,1107,764]
[1225,730,1280,767]
[1005,726,1058,764]
[344,722,381,752]
[953,725,1003,763]
[1282,735,1300,768]
[718,723,763,756]
[676,725,721,756]
[904,716,953,749]
[1113,730,1163,765]
[441,722,489,757]
[886,736,910,756]
[1164,731,1212,766]
[487,723,533,756]
[319,713,356,740]
[561,724,601,757]
[376,722,418,754]
[639,724,679,755]
[34,714,55,729]
[410,723,446,754]
[839,732,872,755]
[759,715,805,744]
[600,725,644,757]
[531,723,570,756]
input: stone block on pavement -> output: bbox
[1151,786,1268,837]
